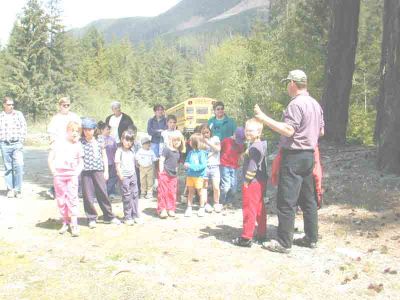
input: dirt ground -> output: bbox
[0,143,399,299]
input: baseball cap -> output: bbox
[234,127,245,145]
[81,117,97,129]
[141,136,151,144]
[281,69,307,84]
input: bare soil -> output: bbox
[0,142,399,299]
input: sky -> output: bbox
[0,0,181,45]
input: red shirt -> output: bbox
[220,137,244,169]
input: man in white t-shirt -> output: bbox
[105,101,134,144]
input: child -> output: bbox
[199,124,223,213]
[136,136,157,199]
[97,121,118,199]
[220,127,245,205]
[157,131,185,218]
[80,118,121,228]
[232,119,267,247]
[160,115,180,154]
[184,133,208,217]
[48,121,83,237]
[115,130,141,225]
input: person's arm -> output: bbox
[159,155,165,173]
[48,149,56,176]
[77,146,84,175]
[204,137,221,152]
[254,104,295,137]
[19,112,27,143]
[114,149,124,181]
[102,148,109,180]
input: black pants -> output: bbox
[277,150,317,248]
[82,170,115,222]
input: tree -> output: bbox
[375,0,400,173]
[321,0,361,144]
[4,0,51,120]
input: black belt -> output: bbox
[2,140,19,145]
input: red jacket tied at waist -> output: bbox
[270,146,323,208]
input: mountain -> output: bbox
[71,0,270,45]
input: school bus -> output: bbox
[166,97,216,134]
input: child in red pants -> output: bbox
[233,118,267,247]
[157,131,185,218]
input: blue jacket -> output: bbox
[185,149,207,178]
[147,116,167,144]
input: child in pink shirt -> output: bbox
[48,121,84,237]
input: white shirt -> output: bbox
[47,112,81,143]
[109,115,122,143]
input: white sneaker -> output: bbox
[71,226,80,237]
[6,190,15,198]
[134,217,143,224]
[184,206,192,217]
[198,207,205,217]
[109,218,121,225]
[88,220,97,229]
[125,219,134,226]
[204,203,214,213]
[59,223,69,234]
[214,203,223,213]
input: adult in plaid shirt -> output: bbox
[0,97,27,198]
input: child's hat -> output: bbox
[234,127,245,145]
[141,136,151,144]
[81,117,97,129]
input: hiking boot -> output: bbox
[145,192,153,199]
[14,191,22,199]
[159,210,168,219]
[293,236,317,249]
[204,203,213,213]
[167,210,176,218]
[59,223,69,234]
[262,240,291,254]
[232,237,252,248]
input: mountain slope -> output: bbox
[71,0,270,45]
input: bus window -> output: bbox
[186,107,194,114]
[196,107,208,114]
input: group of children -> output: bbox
[48,113,269,248]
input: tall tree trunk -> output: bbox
[375,0,400,174]
[322,0,360,144]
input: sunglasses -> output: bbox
[61,104,70,108]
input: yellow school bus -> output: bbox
[166,97,216,134]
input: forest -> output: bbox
[0,0,398,172]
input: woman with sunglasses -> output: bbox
[47,97,81,145]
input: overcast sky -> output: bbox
[0,0,181,45]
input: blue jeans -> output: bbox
[220,166,237,204]
[151,142,160,158]
[0,142,24,192]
